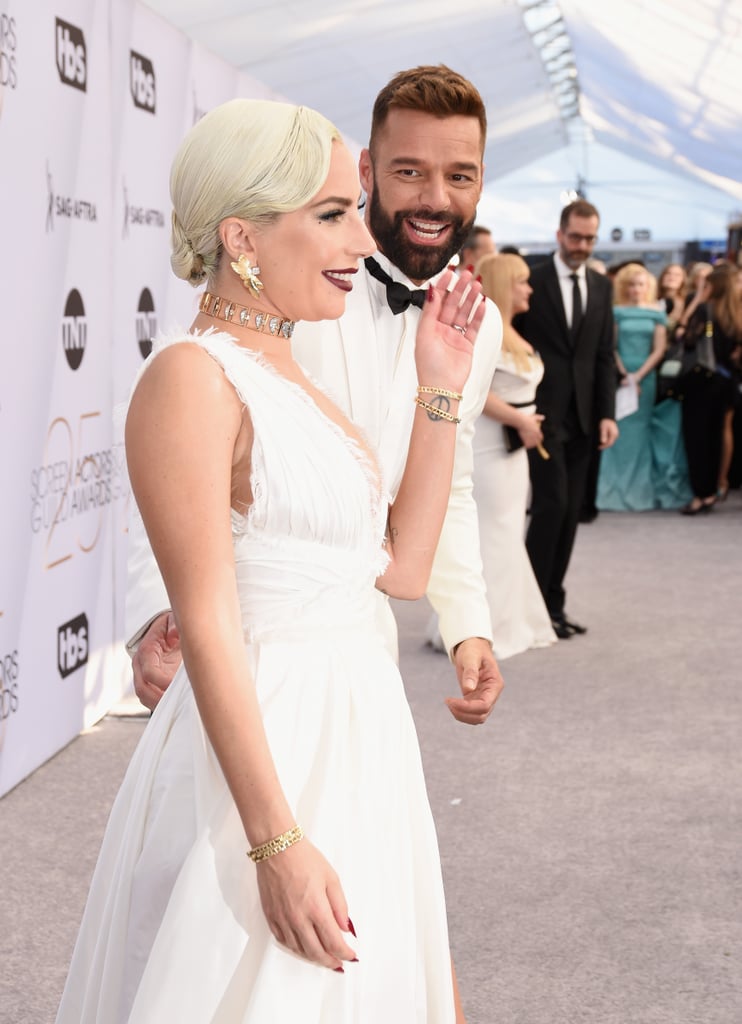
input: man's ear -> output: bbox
[358,148,373,194]
[219,218,259,264]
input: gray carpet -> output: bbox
[2,495,740,1024]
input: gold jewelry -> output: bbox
[417,385,463,402]
[199,291,295,340]
[230,252,264,298]
[414,396,460,424]
[247,825,305,863]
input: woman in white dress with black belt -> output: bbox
[472,254,556,659]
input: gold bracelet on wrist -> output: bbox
[247,825,304,863]
[417,385,463,402]
[414,396,461,424]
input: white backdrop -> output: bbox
[0,0,285,797]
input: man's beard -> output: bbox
[368,181,472,282]
[560,245,590,270]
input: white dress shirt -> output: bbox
[554,252,587,327]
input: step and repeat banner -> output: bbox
[0,0,288,797]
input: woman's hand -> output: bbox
[517,412,544,449]
[414,269,485,395]
[256,839,357,971]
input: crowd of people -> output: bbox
[53,61,741,1024]
[460,223,742,656]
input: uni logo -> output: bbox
[55,17,86,92]
[130,50,155,113]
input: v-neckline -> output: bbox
[201,329,385,518]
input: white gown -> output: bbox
[56,331,455,1024]
[472,350,556,660]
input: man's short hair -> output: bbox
[559,200,600,230]
[458,225,493,264]
[369,65,487,156]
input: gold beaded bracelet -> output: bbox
[414,396,461,424]
[247,825,305,863]
[417,385,464,402]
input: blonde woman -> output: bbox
[55,98,485,1023]
[471,253,556,657]
[598,263,682,510]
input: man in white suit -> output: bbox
[128,65,504,725]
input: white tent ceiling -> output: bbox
[143,0,742,205]
[140,0,740,249]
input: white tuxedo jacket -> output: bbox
[126,255,502,660]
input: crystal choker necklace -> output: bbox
[198,291,295,340]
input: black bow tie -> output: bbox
[364,256,427,315]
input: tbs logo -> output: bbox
[55,17,86,92]
[130,50,155,113]
[57,613,89,679]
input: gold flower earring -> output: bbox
[230,253,264,299]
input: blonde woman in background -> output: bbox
[471,254,556,658]
[598,263,691,510]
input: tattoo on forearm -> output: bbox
[425,394,450,421]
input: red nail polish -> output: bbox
[347,917,357,937]
[334,966,345,973]
[466,264,475,273]
[351,957,360,963]
[476,274,482,283]
[427,285,434,303]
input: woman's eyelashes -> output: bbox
[319,199,365,224]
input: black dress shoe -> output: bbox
[680,498,714,515]
[551,614,587,638]
[562,615,587,635]
[550,617,573,639]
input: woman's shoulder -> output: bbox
[131,329,266,414]
[149,327,245,361]
[133,331,238,402]
[614,304,665,322]
[645,305,668,324]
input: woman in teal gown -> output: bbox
[598,263,692,510]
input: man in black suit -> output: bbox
[515,200,618,638]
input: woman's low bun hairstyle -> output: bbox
[169,98,341,287]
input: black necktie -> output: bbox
[570,272,583,339]
[364,256,427,315]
